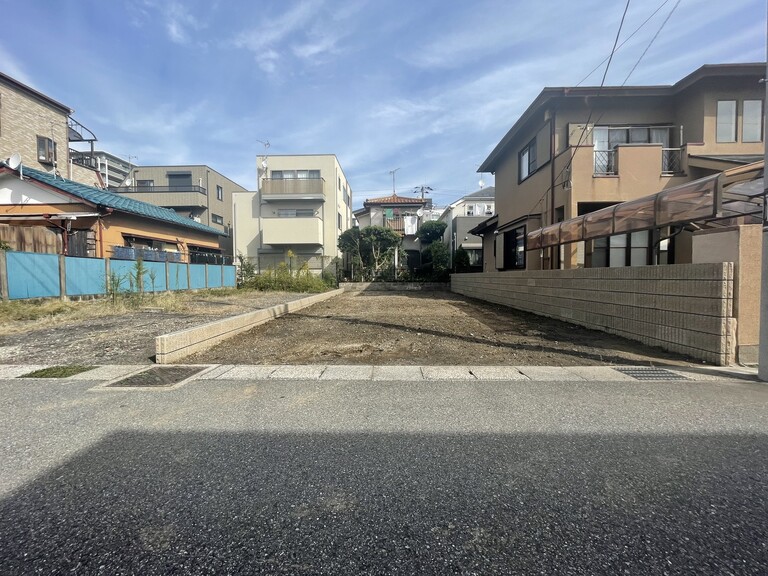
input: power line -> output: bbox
[621,0,681,85]
[576,0,671,87]
[524,0,632,218]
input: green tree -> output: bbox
[427,242,450,280]
[454,246,471,272]
[416,220,447,244]
[338,226,401,280]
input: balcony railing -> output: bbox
[593,150,617,175]
[261,178,324,198]
[69,150,99,170]
[662,148,683,175]
[385,217,405,233]
[115,185,207,194]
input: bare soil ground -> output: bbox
[186,291,696,367]
[0,291,308,365]
[0,289,697,367]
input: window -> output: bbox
[168,172,193,188]
[271,170,319,179]
[717,100,737,142]
[338,177,341,190]
[519,139,537,181]
[277,208,314,217]
[136,179,154,191]
[211,214,224,225]
[36,136,56,163]
[743,100,763,142]
[338,212,342,230]
[591,232,650,268]
[216,185,223,201]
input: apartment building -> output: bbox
[0,71,101,187]
[439,186,495,269]
[233,154,353,273]
[476,63,765,271]
[114,164,248,255]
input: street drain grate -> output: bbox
[615,367,689,381]
[107,366,204,388]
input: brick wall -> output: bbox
[451,263,735,365]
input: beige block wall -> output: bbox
[0,80,69,173]
[692,225,761,363]
[452,263,735,365]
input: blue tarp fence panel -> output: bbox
[7,252,60,299]
[208,265,222,288]
[168,263,188,291]
[143,261,167,292]
[1,252,238,300]
[189,264,207,290]
[65,256,106,297]
[223,266,236,287]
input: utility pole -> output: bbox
[414,184,433,202]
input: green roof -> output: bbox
[22,165,223,236]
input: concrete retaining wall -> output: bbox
[340,282,450,292]
[451,264,735,365]
[155,289,344,364]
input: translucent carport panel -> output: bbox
[583,205,616,240]
[657,175,718,226]
[559,216,585,244]
[540,223,561,249]
[613,196,655,234]
[527,227,542,250]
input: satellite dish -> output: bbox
[416,208,424,217]
[478,178,485,189]
[123,178,133,187]
[6,153,21,170]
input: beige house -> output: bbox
[0,71,102,188]
[438,187,495,269]
[476,63,765,272]
[233,154,353,273]
[114,165,248,256]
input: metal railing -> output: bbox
[69,150,99,170]
[593,150,617,175]
[662,148,683,175]
[115,185,208,195]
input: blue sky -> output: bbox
[1,0,765,208]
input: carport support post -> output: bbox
[58,254,67,301]
[0,250,8,301]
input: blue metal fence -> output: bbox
[65,256,106,297]
[7,252,60,299]
[1,251,236,301]
[189,264,207,290]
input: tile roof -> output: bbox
[20,165,222,236]
[363,193,426,206]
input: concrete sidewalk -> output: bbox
[0,363,759,383]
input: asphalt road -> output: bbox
[1,376,766,575]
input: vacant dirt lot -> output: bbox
[186,290,694,367]
[1,289,695,367]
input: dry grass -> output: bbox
[0,288,244,335]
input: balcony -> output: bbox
[593,150,617,175]
[662,148,683,175]
[262,217,323,245]
[69,149,99,170]
[261,178,325,200]
[114,185,208,209]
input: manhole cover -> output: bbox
[107,366,204,388]
[615,367,689,381]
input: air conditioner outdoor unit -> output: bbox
[192,216,201,223]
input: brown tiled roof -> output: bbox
[363,193,425,206]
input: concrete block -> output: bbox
[320,365,374,380]
[516,366,584,381]
[372,366,424,380]
[155,289,344,363]
[422,366,475,380]
[270,365,325,379]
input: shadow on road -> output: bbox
[1,430,765,574]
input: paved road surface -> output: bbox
[0,371,766,574]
